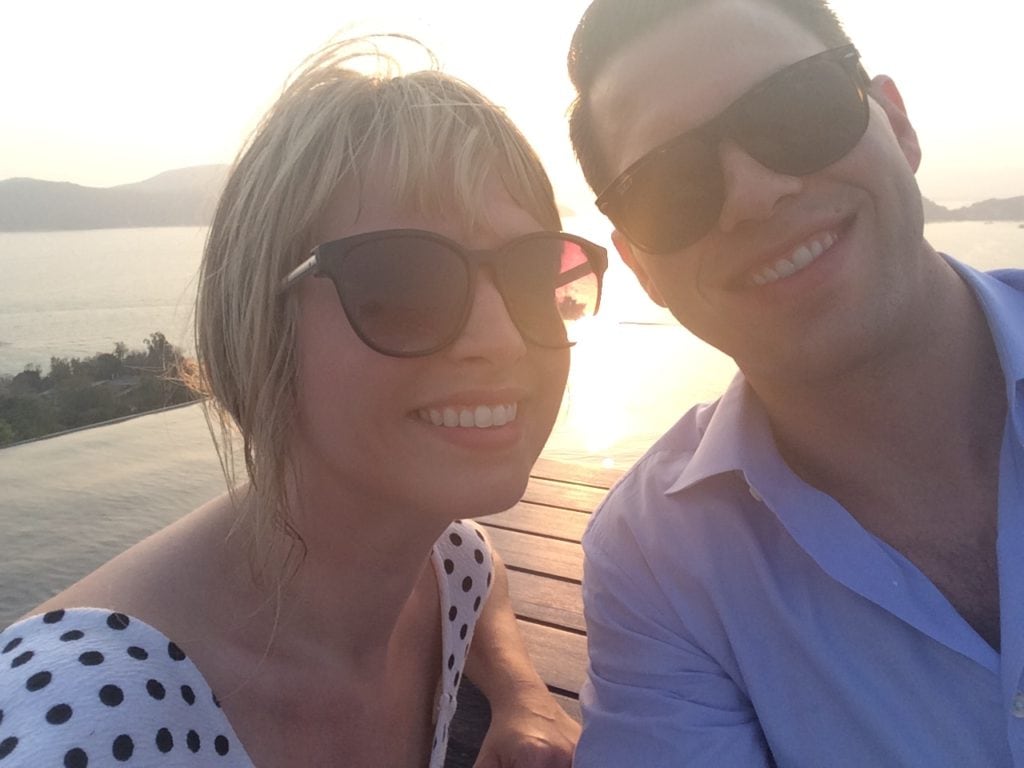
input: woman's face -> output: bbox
[288,173,570,524]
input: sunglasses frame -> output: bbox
[596,45,870,254]
[282,228,608,358]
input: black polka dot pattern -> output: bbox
[430,520,494,764]
[156,727,173,753]
[112,733,134,761]
[78,651,103,666]
[26,671,51,691]
[46,703,73,724]
[215,734,231,755]
[0,522,492,768]
[0,609,249,765]
[10,651,33,668]
[0,736,18,759]
[99,684,123,707]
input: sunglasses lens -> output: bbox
[605,138,724,254]
[336,236,468,355]
[736,57,868,175]
[599,48,868,255]
[499,237,601,346]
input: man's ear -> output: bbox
[869,75,922,172]
[611,229,667,307]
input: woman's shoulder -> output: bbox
[0,608,244,765]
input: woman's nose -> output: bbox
[446,271,528,364]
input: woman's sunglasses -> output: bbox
[282,229,608,357]
[595,45,870,255]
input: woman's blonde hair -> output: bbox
[194,35,560,577]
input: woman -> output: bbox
[0,37,605,766]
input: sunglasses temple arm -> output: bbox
[280,253,319,292]
[556,261,599,288]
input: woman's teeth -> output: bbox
[417,404,518,428]
[750,231,837,287]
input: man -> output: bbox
[566,0,1024,765]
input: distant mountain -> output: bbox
[0,165,229,232]
[923,196,1024,223]
[1,165,1020,231]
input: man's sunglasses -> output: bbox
[595,45,870,254]
[282,229,608,357]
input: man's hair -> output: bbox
[567,0,853,194]
[194,35,560,577]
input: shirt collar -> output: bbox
[945,257,1024,440]
[664,372,773,494]
[945,257,1024,386]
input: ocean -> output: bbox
[0,219,1021,623]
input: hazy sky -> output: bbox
[2,1,1021,208]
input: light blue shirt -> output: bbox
[577,261,1024,767]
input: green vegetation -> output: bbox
[0,332,199,447]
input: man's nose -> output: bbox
[715,139,803,233]
[446,271,528,364]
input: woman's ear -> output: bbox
[869,75,922,172]
[611,229,667,307]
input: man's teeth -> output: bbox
[418,404,518,429]
[751,231,837,286]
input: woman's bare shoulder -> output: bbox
[27,492,242,633]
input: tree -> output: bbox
[93,352,122,380]
[48,356,73,385]
[10,365,44,395]
[144,331,176,371]
[0,418,16,446]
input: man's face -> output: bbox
[589,0,927,387]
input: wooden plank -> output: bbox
[517,619,588,695]
[521,477,609,513]
[483,527,583,582]
[482,500,590,542]
[506,570,584,632]
[531,457,623,490]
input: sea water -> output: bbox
[0,220,1021,623]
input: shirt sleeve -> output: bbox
[0,609,244,766]
[576,522,774,768]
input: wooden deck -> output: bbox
[481,457,621,721]
[444,460,618,765]
[481,458,622,707]
[445,457,622,764]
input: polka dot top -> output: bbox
[0,519,494,767]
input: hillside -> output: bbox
[924,196,1024,222]
[0,166,228,231]
[0,165,1020,230]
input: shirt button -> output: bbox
[1012,693,1024,718]
[748,485,764,503]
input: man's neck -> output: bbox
[745,255,1006,511]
